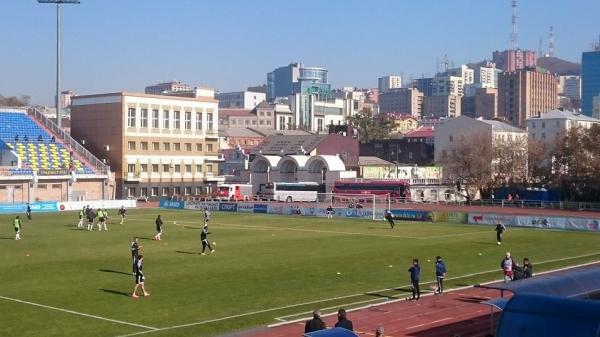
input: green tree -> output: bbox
[346,108,393,143]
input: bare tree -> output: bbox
[493,135,528,186]
[438,133,493,200]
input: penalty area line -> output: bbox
[0,295,158,331]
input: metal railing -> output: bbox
[26,107,109,175]
[411,198,600,212]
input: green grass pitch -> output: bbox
[0,208,599,337]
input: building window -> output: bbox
[173,186,181,195]
[185,111,192,130]
[127,164,135,173]
[541,133,546,139]
[174,143,181,151]
[207,112,213,130]
[317,119,323,132]
[162,164,169,172]
[141,142,148,150]
[185,143,192,151]
[207,143,213,152]
[128,141,136,150]
[140,109,148,128]
[542,122,546,129]
[163,142,170,151]
[127,108,136,127]
[449,135,453,142]
[206,164,213,173]
[184,186,191,195]
[185,164,191,173]
[140,187,148,197]
[174,111,181,129]
[163,110,170,129]
[161,187,169,196]
[266,121,271,126]
[174,164,181,173]
[195,186,202,195]
[196,164,202,172]
[196,112,203,130]
[279,116,285,129]
[151,187,158,196]
[128,187,136,197]
[196,143,203,151]
[532,122,536,129]
[152,142,159,151]
[152,109,159,128]
[152,164,159,172]
[140,164,148,172]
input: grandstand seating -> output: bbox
[0,112,94,174]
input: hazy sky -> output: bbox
[1,0,598,105]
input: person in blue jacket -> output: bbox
[408,258,421,300]
[435,256,447,294]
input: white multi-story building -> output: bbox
[432,75,464,96]
[378,75,402,93]
[526,109,600,148]
[288,94,355,133]
[446,65,474,86]
[71,92,222,199]
[435,116,527,180]
[216,91,267,109]
[144,81,193,95]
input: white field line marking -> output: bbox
[0,295,158,331]
[113,257,600,337]
[267,256,600,327]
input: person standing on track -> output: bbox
[334,308,353,331]
[495,222,506,245]
[131,237,141,275]
[435,256,447,294]
[119,206,127,225]
[13,215,22,240]
[154,215,163,241]
[200,224,214,255]
[501,252,515,283]
[384,209,395,229]
[408,258,421,300]
[131,255,150,298]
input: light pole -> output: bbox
[38,0,80,130]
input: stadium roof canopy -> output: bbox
[496,293,600,337]
[304,327,359,337]
[480,264,600,298]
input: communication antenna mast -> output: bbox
[548,25,555,57]
[510,0,518,50]
[538,36,544,57]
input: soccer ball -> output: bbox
[212,242,216,246]
[173,221,177,225]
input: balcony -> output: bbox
[124,172,142,182]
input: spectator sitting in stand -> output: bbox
[37,135,43,142]
[14,135,19,142]
[24,135,28,142]
[51,136,56,143]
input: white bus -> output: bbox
[264,182,321,202]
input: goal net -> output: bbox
[315,193,391,220]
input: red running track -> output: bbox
[242,287,504,337]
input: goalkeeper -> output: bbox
[384,209,395,229]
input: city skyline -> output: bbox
[1,0,598,105]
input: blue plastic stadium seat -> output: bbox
[0,111,95,174]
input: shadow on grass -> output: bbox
[471,241,498,246]
[0,237,15,240]
[368,227,395,230]
[176,250,199,255]
[100,288,131,297]
[99,269,132,276]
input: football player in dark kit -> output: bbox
[26,203,32,220]
[495,222,506,245]
[200,224,214,255]
[131,255,150,298]
[154,215,164,241]
[384,209,395,228]
[130,237,141,275]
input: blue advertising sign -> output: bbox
[253,204,268,213]
[219,202,238,212]
[0,202,58,214]
[390,209,431,221]
[159,199,185,209]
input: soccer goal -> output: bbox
[316,193,391,220]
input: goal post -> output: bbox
[316,193,391,220]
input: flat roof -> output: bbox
[72,91,218,103]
